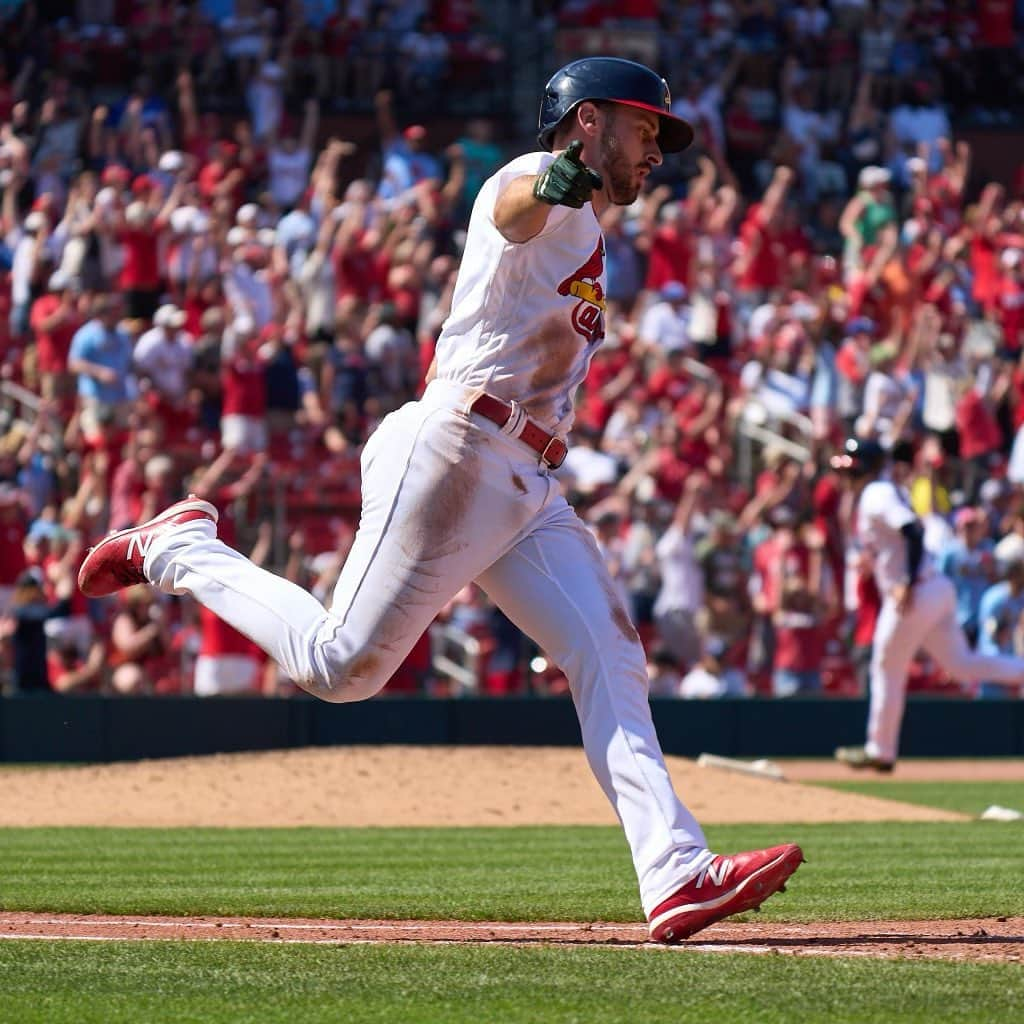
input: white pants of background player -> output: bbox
[867,573,1024,762]
[143,379,713,916]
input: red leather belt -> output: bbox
[469,393,568,469]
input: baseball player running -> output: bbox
[80,58,802,942]
[832,438,1024,770]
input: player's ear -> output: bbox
[576,101,602,141]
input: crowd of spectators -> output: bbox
[2,1,1024,702]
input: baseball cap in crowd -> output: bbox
[774,322,805,351]
[236,203,260,226]
[980,478,1010,504]
[955,506,985,530]
[169,206,198,234]
[158,150,185,173]
[869,340,898,366]
[15,567,44,589]
[403,125,427,142]
[101,164,131,186]
[661,280,687,301]
[125,200,149,226]
[232,315,257,336]
[256,227,277,249]
[1001,248,1022,269]
[95,186,119,210]
[154,304,186,329]
[132,174,157,195]
[24,211,47,233]
[847,316,876,337]
[226,225,248,247]
[703,635,729,661]
[0,481,21,505]
[858,166,892,190]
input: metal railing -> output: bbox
[734,397,814,482]
[429,623,484,695]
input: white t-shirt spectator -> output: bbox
[247,75,283,141]
[225,263,274,329]
[557,445,619,493]
[640,300,691,353]
[133,326,193,401]
[653,525,704,617]
[268,146,312,208]
[298,250,337,336]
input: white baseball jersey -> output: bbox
[853,474,1024,763]
[856,478,932,593]
[435,152,607,435]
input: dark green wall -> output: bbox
[2,695,1022,763]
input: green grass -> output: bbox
[0,939,1022,1024]
[1,823,1022,922]
[818,781,1024,817]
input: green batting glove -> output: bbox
[533,140,604,209]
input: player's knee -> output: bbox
[310,648,390,703]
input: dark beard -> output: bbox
[599,131,640,206]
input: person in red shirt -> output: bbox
[996,248,1024,356]
[956,366,1008,499]
[109,584,175,694]
[47,636,106,693]
[114,180,183,321]
[644,198,694,294]
[198,140,246,210]
[0,486,28,617]
[29,271,83,402]
[770,520,832,696]
[733,166,795,300]
[186,449,270,695]
[850,549,881,694]
[220,317,268,453]
[646,348,691,405]
[969,183,1006,311]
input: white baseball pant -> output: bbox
[144,379,713,915]
[867,573,1024,762]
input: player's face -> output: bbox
[599,106,662,206]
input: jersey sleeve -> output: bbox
[861,481,917,532]
[483,152,576,241]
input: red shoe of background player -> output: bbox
[78,496,218,598]
[648,843,804,944]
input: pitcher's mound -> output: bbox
[0,746,965,827]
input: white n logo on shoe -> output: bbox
[697,859,733,889]
[126,532,155,561]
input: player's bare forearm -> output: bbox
[493,175,553,243]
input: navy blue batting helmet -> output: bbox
[537,57,694,154]
[830,437,887,476]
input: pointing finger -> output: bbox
[564,139,584,163]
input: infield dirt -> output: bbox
[0,745,997,827]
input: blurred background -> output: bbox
[2,0,1024,704]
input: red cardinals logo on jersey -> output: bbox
[557,240,606,344]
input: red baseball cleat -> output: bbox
[78,496,218,598]
[648,843,804,944]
